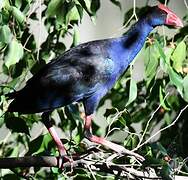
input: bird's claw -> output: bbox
[58,155,74,170]
[108,143,145,162]
[117,148,145,162]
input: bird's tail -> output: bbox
[6,89,39,114]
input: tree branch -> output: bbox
[134,104,188,151]
[0,155,161,179]
[0,156,58,168]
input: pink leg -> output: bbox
[48,126,67,156]
[42,112,72,168]
[84,115,145,162]
[41,112,67,156]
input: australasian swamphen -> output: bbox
[6,4,183,162]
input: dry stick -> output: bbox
[37,0,42,61]
[105,108,119,138]
[110,0,138,38]
[105,108,127,138]
[133,0,138,21]
[0,156,57,168]
[135,93,169,150]
[23,33,32,51]
[105,108,140,139]
[0,156,161,179]
[175,156,188,175]
[86,164,97,180]
[184,0,188,9]
[134,104,188,151]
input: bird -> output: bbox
[6,4,183,163]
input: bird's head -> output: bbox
[146,4,183,28]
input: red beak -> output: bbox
[158,4,183,28]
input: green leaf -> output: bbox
[10,146,19,157]
[157,143,167,156]
[76,4,84,20]
[165,47,174,65]
[51,167,59,174]
[15,0,22,9]
[159,86,170,111]
[126,78,137,106]
[28,134,52,155]
[168,67,183,96]
[46,0,63,17]
[144,45,159,87]
[118,116,126,126]
[0,0,11,11]
[155,40,166,64]
[156,41,169,73]
[156,40,184,96]
[0,108,4,128]
[81,0,91,10]
[3,174,20,180]
[145,46,159,77]
[66,6,80,24]
[5,115,30,135]
[78,0,92,16]
[110,0,121,9]
[171,41,186,73]
[104,108,117,118]
[11,6,26,24]
[5,38,24,68]
[124,134,139,149]
[72,26,80,46]
[161,163,173,180]
[183,75,188,102]
[163,113,172,125]
[0,42,6,50]
[0,1,3,10]
[0,25,12,43]
[91,0,100,13]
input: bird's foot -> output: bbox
[89,135,145,162]
[57,155,74,171]
[111,143,145,162]
[83,117,145,162]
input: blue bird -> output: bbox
[6,4,183,162]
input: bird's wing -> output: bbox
[27,40,115,98]
[8,40,115,113]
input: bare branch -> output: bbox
[110,0,138,37]
[37,0,42,61]
[0,155,161,179]
[184,0,188,9]
[135,93,169,150]
[0,156,58,168]
[134,104,188,151]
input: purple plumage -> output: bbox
[6,4,183,162]
[7,6,166,115]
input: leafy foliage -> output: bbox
[0,0,188,179]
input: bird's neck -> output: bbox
[109,19,153,72]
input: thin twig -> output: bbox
[0,156,161,179]
[23,33,32,52]
[105,108,126,138]
[162,26,167,47]
[135,92,169,150]
[37,0,42,61]
[110,0,138,37]
[175,157,188,174]
[87,164,97,180]
[184,0,188,9]
[134,104,188,151]
[133,0,138,21]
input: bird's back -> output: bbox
[7,39,117,114]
